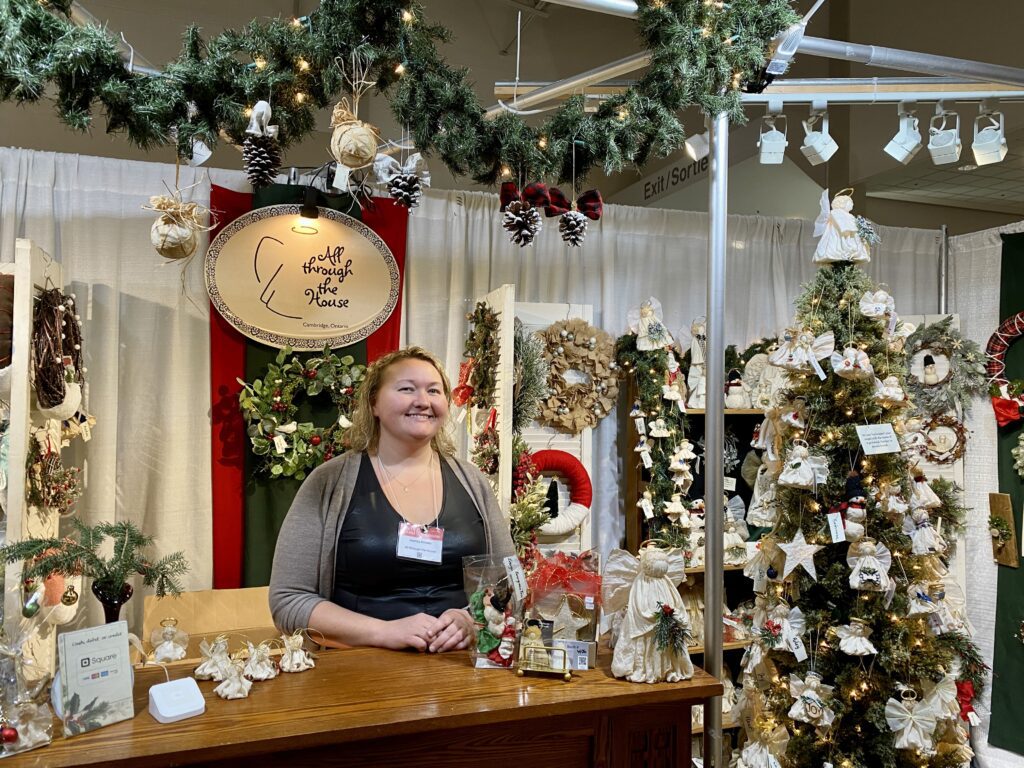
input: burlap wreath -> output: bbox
[538,319,618,434]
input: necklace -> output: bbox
[376,454,432,492]
[375,453,440,526]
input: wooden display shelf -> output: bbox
[683,564,746,574]
[685,408,764,415]
[692,715,740,734]
[687,639,751,655]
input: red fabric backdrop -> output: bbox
[207,187,408,587]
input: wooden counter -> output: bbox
[4,648,723,768]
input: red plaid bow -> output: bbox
[992,396,1024,427]
[546,188,603,220]
[499,182,551,211]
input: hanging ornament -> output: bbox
[847,537,893,592]
[142,179,216,262]
[833,618,877,655]
[374,152,430,209]
[499,182,549,247]
[788,671,836,728]
[60,584,78,606]
[328,51,381,179]
[545,188,602,247]
[885,688,939,752]
[241,100,281,189]
[778,528,822,581]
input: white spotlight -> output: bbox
[685,130,710,161]
[758,115,788,164]
[884,103,922,165]
[800,110,838,166]
[973,101,1007,166]
[927,103,961,165]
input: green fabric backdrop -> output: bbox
[987,232,1024,755]
[242,185,366,587]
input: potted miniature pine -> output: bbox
[0,520,189,623]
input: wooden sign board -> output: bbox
[989,493,1019,568]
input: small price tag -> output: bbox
[967,711,981,727]
[584,595,595,610]
[753,566,768,594]
[634,417,647,435]
[855,423,902,455]
[814,462,829,485]
[641,498,655,519]
[503,555,529,603]
[887,312,899,335]
[810,356,827,381]
[457,407,467,424]
[331,163,350,192]
[767,757,782,768]
[273,434,288,454]
[641,450,654,469]
[824,763,835,768]
[723,476,737,492]
[79,421,92,442]
[827,511,846,543]
[787,633,808,662]
[396,523,444,564]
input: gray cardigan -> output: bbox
[268,451,515,633]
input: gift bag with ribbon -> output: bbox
[525,550,602,643]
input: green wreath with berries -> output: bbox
[237,346,366,480]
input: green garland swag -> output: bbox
[904,317,987,418]
[237,346,365,480]
[462,302,500,410]
[1,0,797,184]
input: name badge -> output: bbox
[396,523,444,564]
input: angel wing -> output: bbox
[787,606,806,637]
[602,549,640,614]
[813,189,830,237]
[875,541,893,571]
[811,330,836,360]
[922,675,959,721]
[666,549,688,586]
[726,495,747,523]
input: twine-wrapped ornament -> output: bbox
[144,196,207,260]
[241,100,281,189]
[329,100,379,171]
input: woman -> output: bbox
[269,347,514,653]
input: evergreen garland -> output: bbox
[463,302,500,410]
[653,602,691,656]
[512,319,549,434]
[0,0,797,183]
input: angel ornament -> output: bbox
[724,521,750,566]
[834,618,878,656]
[907,582,940,616]
[754,358,789,409]
[788,672,836,728]
[629,298,673,351]
[847,538,893,592]
[874,376,907,406]
[831,345,874,381]
[747,464,779,528]
[768,328,835,380]
[243,640,279,681]
[194,635,232,681]
[603,547,694,683]
[280,630,315,673]
[780,397,808,430]
[903,508,946,555]
[663,494,687,525]
[910,467,942,510]
[886,688,939,752]
[778,440,828,491]
[648,418,671,438]
[686,317,707,409]
[739,724,790,768]
[860,289,896,322]
[214,660,253,700]
[152,618,188,663]
[813,189,871,264]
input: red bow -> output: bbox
[452,360,475,407]
[992,396,1024,427]
[546,188,603,220]
[527,550,602,607]
[499,182,551,211]
[956,680,976,722]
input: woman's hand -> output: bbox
[378,612,442,652]
[429,608,477,653]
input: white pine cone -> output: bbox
[502,201,542,247]
[559,210,588,246]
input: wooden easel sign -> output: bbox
[989,493,1019,568]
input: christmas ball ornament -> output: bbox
[502,201,542,247]
[150,216,198,261]
[329,101,378,170]
[559,210,588,246]
[61,584,79,606]
[21,590,40,618]
[242,133,282,189]
[387,173,423,209]
[766,565,778,580]
[1,726,17,743]
[310,435,322,446]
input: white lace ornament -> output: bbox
[847,538,893,592]
[831,346,874,381]
[788,672,836,727]
[778,441,828,491]
[194,636,232,681]
[280,630,315,673]
[834,619,877,655]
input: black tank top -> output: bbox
[332,454,487,621]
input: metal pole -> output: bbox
[939,224,949,314]
[703,111,728,768]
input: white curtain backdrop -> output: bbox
[404,188,943,566]
[949,219,1024,768]
[0,148,248,629]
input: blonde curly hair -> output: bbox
[346,346,456,457]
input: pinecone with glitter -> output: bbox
[559,210,588,246]
[388,173,422,209]
[502,201,542,247]
[242,133,282,189]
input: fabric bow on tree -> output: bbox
[885,694,939,751]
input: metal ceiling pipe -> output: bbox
[530,0,638,18]
[484,51,650,117]
[68,2,162,77]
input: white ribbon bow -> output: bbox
[740,724,789,768]
[245,100,279,138]
[374,152,431,187]
[886,696,938,751]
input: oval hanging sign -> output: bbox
[205,204,400,349]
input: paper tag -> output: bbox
[824,763,834,768]
[677,400,686,414]
[787,633,808,662]
[767,757,781,768]
[555,639,590,670]
[634,417,647,435]
[855,423,902,455]
[584,595,595,610]
[810,355,827,381]
[827,511,846,543]
[396,523,444,564]
[968,711,981,727]
[641,450,654,469]
[884,579,897,608]
[273,434,288,454]
[813,461,829,485]
[80,421,92,442]
[887,312,899,335]
[457,407,467,424]
[724,476,737,492]
[641,498,655,519]
[331,163,350,191]
[503,555,529,603]
[753,566,768,594]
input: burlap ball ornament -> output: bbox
[329,101,379,170]
[151,216,198,260]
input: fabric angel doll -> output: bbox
[847,538,893,592]
[860,288,896,322]
[889,320,917,353]
[886,691,939,752]
[243,640,279,681]
[194,635,232,681]
[907,582,941,616]
[910,467,942,510]
[214,660,253,700]
[903,508,946,555]
[780,397,807,430]
[754,358,789,409]
[747,464,779,528]
[686,318,708,409]
[768,328,836,379]
[778,440,827,491]
[831,345,874,381]
[874,375,907,406]
[662,380,685,406]
[648,418,671,438]
[723,521,750,566]
[603,547,694,683]
[151,618,188,663]
[789,671,836,728]
[739,724,790,768]
[663,494,687,525]
[280,630,315,673]
[834,618,877,656]
[629,400,645,418]
[879,486,911,520]
[724,369,752,409]
[629,298,673,351]
[813,189,871,264]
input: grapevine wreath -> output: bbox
[237,346,365,480]
[538,319,618,434]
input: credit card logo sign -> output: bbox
[81,658,90,668]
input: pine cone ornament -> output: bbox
[242,133,282,189]
[388,172,422,209]
[559,210,588,246]
[502,201,542,247]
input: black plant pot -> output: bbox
[91,581,134,624]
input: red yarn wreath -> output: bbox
[986,311,1024,426]
[531,449,593,535]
